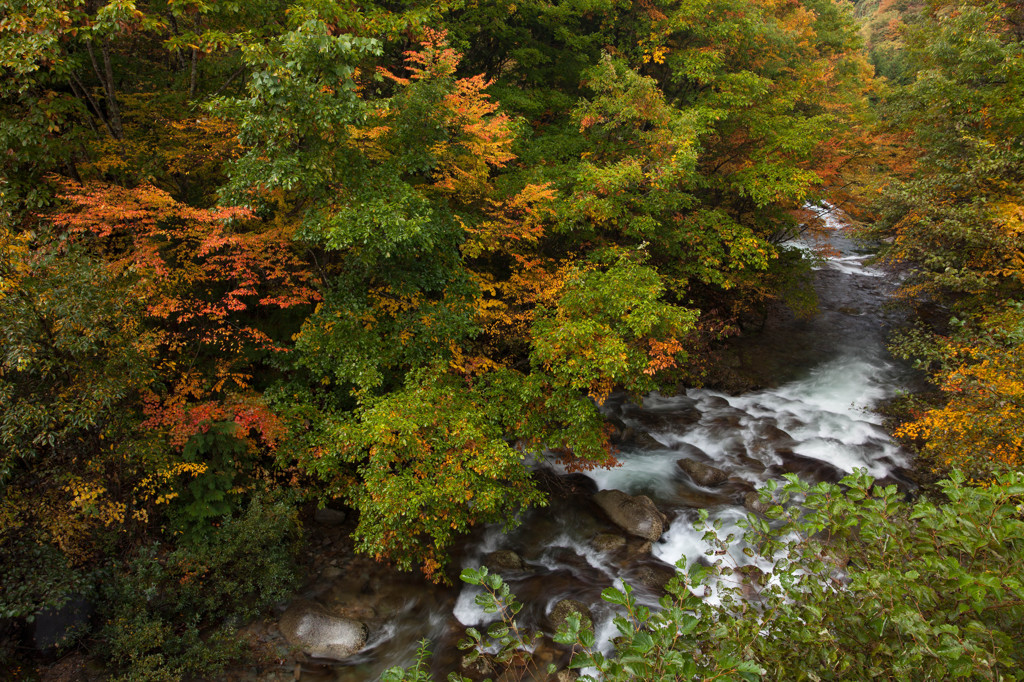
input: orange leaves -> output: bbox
[142,389,285,452]
[378,29,516,201]
[378,27,460,84]
[461,183,556,259]
[644,337,685,375]
[894,307,1024,475]
[50,181,319,355]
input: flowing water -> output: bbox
[300,206,919,681]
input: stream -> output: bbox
[285,205,919,681]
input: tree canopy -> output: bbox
[2,0,1022,678]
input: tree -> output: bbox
[871,0,1024,479]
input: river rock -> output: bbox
[673,442,710,459]
[592,489,667,541]
[591,533,627,553]
[484,549,526,573]
[548,599,593,633]
[754,423,798,449]
[773,450,844,484]
[673,482,730,508]
[460,652,497,681]
[320,566,344,580]
[534,469,599,497]
[677,458,729,487]
[622,537,654,561]
[630,561,678,594]
[744,491,770,515]
[278,600,367,661]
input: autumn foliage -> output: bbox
[7,0,1013,675]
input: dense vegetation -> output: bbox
[1,0,1022,678]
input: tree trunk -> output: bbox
[189,49,199,99]
[85,39,123,139]
[100,42,124,139]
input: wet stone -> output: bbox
[548,598,593,633]
[278,600,367,661]
[313,508,346,526]
[591,533,627,553]
[672,482,731,508]
[460,652,497,681]
[629,560,678,595]
[744,491,771,515]
[592,489,667,541]
[484,549,526,573]
[773,451,844,484]
[677,458,729,487]
[673,442,710,459]
[320,566,343,580]
[622,537,654,560]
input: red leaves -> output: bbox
[51,181,319,355]
[143,389,285,452]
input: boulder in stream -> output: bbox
[484,549,526,573]
[460,652,497,681]
[278,599,367,661]
[313,507,346,526]
[548,598,593,633]
[677,458,729,487]
[744,490,770,515]
[592,489,667,541]
[630,560,678,595]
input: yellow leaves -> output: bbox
[460,182,555,259]
[368,284,423,317]
[134,461,208,505]
[449,342,501,377]
[641,45,668,65]
[63,477,128,530]
[898,336,1024,473]
[346,120,392,160]
[0,226,31,302]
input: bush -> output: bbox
[99,497,301,681]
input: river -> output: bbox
[282,205,919,681]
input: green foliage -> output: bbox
[875,0,1024,307]
[217,15,382,217]
[391,470,1024,681]
[382,639,436,682]
[531,254,699,402]
[869,0,1024,481]
[0,235,155,475]
[0,540,91,621]
[4,0,995,677]
[166,421,249,535]
[710,470,1024,680]
[457,567,544,674]
[99,497,301,681]
[300,367,545,582]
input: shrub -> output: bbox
[99,497,301,681]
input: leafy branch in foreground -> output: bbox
[385,469,1024,681]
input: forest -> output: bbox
[1,0,1022,679]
